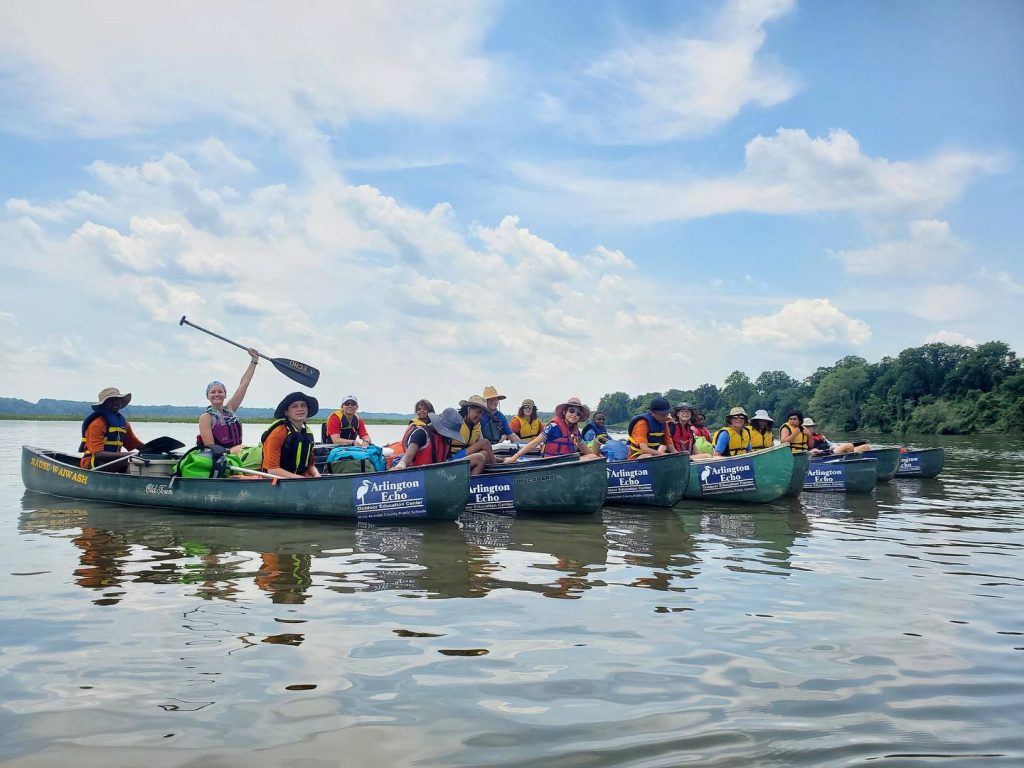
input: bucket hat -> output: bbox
[482,385,507,401]
[93,387,131,409]
[555,396,590,421]
[751,409,773,423]
[673,402,694,413]
[429,408,465,442]
[459,394,489,412]
[802,417,816,427]
[728,406,749,419]
[520,398,536,407]
[275,392,319,420]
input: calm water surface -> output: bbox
[2,421,1022,767]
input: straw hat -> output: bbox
[93,387,131,409]
[520,398,536,407]
[728,406,749,419]
[482,385,507,401]
[429,408,465,442]
[555,396,590,421]
[459,394,489,411]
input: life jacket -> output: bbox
[582,421,609,444]
[510,415,542,439]
[197,406,243,448]
[322,411,361,442]
[400,418,428,446]
[261,419,315,474]
[748,426,774,450]
[627,413,667,460]
[779,423,809,452]
[79,409,128,466]
[542,416,578,456]
[480,411,506,444]
[451,419,482,452]
[810,433,831,452]
[692,424,712,442]
[713,425,752,456]
[669,421,693,453]
[405,426,452,467]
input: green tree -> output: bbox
[596,391,630,424]
[808,363,869,431]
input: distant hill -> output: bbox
[0,397,410,422]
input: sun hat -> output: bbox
[673,402,694,413]
[728,406,749,419]
[275,392,319,419]
[802,417,816,427]
[429,408,465,442]
[649,397,671,413]
[459,394,489,411]
[93,387,132,409]
[341,395,358,406]
[521,398,536,407]
[751,409,773,423]
[555,396,590,421]
[482,385,507,401]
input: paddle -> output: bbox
[179,316,320,388]
[139,436,186,454]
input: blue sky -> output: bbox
[1,0,1021,413]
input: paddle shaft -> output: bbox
[93,450,140,470]
[228,465,282,481]
[180,316,271,362]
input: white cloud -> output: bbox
[924,330,977,347]
[0,1,496,138]
[906,285,979,322]
[543,0,798,143]
[994,270,1024,295]
[736,298,871,349]
[835,219,965,276]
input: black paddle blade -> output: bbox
[271,357,320,387]
[141,436,186,454]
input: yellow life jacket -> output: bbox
[749,427,774,450]
[451,420,482,452]
[511,415,542,439]
[713,425,751,456]
[780,424,809,452]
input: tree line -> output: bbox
[595,341,1024,434]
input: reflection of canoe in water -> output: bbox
[856,447,900,481]
[805,456,878,493]
[468,456,607,515]
[21,445,469,522]
[785,451,810,498]
[684,444,793,503]
[604,452,690,507]
[894,447,945,478]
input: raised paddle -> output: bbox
[179,316,320,388]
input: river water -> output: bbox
[1,421,1022,767]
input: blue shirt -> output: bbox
[481,409,513,443]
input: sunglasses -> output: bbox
[566,407,584,416]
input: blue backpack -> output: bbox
[324,444,386,473]
[600,439,629,462]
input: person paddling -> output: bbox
[197,348,260,453]
[261,392,321,479]
[503,397,600,463]
[79,387,146,472]
[391,407,488,475]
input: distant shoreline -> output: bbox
[0,414,409,426]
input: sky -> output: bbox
[0,0,1021,414]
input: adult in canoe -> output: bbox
[509,398,543,441]
[778,410,812,453]
[261,392,321,479]
[503,397,600,463]
[714,407,752,457]
[748,409,775,450]
[392,407,488,474]
[325,395,371,447]
[582,411,610,445]
[627,397,676,460]
[480,385,515,444]
[453,395,498,464]
[79,387,146,471]
[197,347,260,453]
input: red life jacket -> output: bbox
[543,417,579,456]
[669,421,693,453]
[407,426,452,467]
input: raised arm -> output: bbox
[225,348,259,413]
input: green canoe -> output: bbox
[685,444,794,503]
[785,450,810,498]
[805,456,878,493]
[894,447,945,478]
[858,447,900,481]
[604,452,690,507]
[21,445,469,522]
[468,455,607,515]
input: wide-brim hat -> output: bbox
[751,409,773,423]
[520,398,536,407]
[802,417,816,427]
[482,385,507,401]
[429,408,464,442]
[555,396,590,421]
[274,392,319,420]
[673,402,694,414]
[459,394,489,411]
[93,387,131,409]
[728,406,749,419]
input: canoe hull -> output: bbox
[894,448,945,478]
[604,452,690,507]
[785,451,810,498]
[859,447,900,481]
[21,446,469,522]
[686,444,794,503]
[805,456,878,493]
[468,456,607,515]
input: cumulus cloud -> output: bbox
[835,219,965,276]
[736,298,871,348]
[906,285,979,322]
[541,0,798,143]
[924,330,977,347]
[0,1,495,138]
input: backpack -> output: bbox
[175,446,241,478]
[600,439,629,462]
[323,444,386,474]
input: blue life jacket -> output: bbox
[79,409,128,464]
